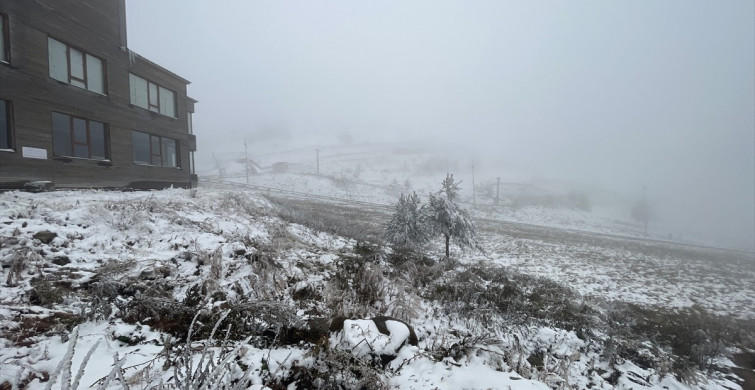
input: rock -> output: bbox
[329,315,418,346]
[0,236,20,247]
[371,316,419,346]
[52,256,70,266]
[139,269,158,280]
[307,317,331,340]
[330,315,419,364]
[329,315,348,332]
[233,245,246,256]
[33,230,57,244]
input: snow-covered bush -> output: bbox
[425,174,481,258]
[384,192,429,252]
[327,247,391,317]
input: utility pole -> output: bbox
[642,183,648,234]
[495,177,501,206]
[315,149,320,175]
[471,165,476,207]
[244,137,249,185]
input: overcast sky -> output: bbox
[125,1,755,247]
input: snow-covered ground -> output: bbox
[201,141,754,252]
[1,188,752,389]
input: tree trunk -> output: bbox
[444,234,450,259]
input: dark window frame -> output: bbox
[0,99,14,150]
[148,81,160,113]
[150,133,162,165]
[48,37,107,94]
[52,112,109,160]
[1,13,10,64]
[67,46,87,88]
[129,73,177,118]
[131,130,180,168]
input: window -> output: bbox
[129,73,176,117]
[1,14,9,63]
[48,37,105,94]
[132,130,179,167]
[1,99,13,150]
[52,112,108,160]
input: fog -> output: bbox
[125,0,755,249]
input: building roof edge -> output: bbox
[122,47,191,85]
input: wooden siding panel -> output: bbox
[0,0,195,189]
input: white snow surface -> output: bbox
[331,319,411,358]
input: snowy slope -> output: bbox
[0,188,751,389]
[201,141,754,252]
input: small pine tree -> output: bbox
[384,192,429,251]
[425,174,480,258]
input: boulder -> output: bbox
[330,315,418,364]
[33,230,57,244]
[139,269,159,280]
[51,256,70,266]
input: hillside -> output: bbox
[200,141,755,252]
[0,188,753,389]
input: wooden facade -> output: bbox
[0,0,197,190]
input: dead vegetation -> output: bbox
[2,190,753,389]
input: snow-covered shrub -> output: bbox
[29,276,70,307]
[328,261,387,317]
[270,341,389,389]
[245,249,288,300]
[604,303,750,382]
[327,246,394,317]
[426,268,488,319]
[384,192,429,252]
[387,249,444,289]
[121,297,196,338]
[7,311,85,347]
[3,248,32,286]
[425,174,481,258]
[266,223,299,252]
[93,197,158,233]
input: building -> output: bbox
[0,0,197,190]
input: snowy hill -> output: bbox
[199,141,754,252]
[0,188,753,389]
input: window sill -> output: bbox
[50,78,108,97]
[133,162,181,169]
[0,148,15,153]
[128,104,178,120]
[53,156,111,165]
